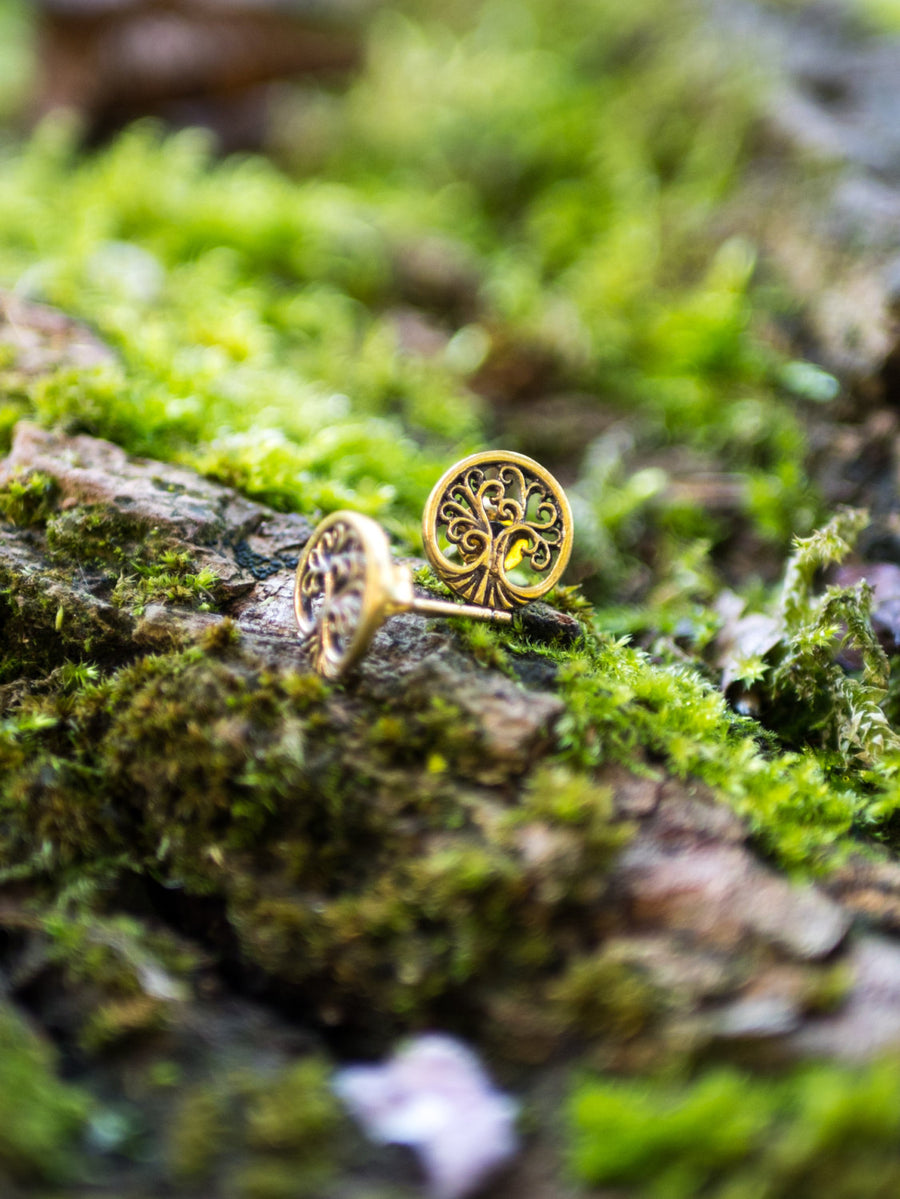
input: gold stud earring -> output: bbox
[421,450,573,611]
[294,510,513,679]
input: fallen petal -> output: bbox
[333,1034,519,1199]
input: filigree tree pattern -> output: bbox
[423,452,573,610]
[295,518,368,677]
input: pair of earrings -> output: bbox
[293,450,574,679]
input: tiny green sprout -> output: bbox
[452,618,511,672]
[547,584,593,618]
[58,662,100,693]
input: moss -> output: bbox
[202,615,242,653]
[169,1086,230,1184]
[540,502,900,869]
[79,994,170,1054]
[45,505,139,565]
[0,494,231,685]
[0,535,894,1050]
[0,0,820,577]
[449,617,513,673]
[0,555,127,680]
[0,0,845,814]
[747,509,898,765]
[36,907,194,1052]
[552,632,864,870]
[169,1059,341,1195]
[46,505,222,614]
[0,1002,89,1184]
[232,1161,309,1199]
[0,0,896,1186]
[548,951,660,1042]
[243,1058,340,1154]
[568,1059,900,1197]
[0,639,634,1044]
[0,469,58,525]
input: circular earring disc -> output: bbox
[294,511,394,679]
[422,450,573,610]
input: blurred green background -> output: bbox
[0,0,863,633]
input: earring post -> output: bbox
[410,596,513,624]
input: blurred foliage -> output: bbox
[0,0,31,125]
[0,0,821,570]
[0,1003,89,1185]
[569,1059,900,1197]
[716,509,900,767]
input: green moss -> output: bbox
[169,1058,341,1195]
[548,951,660,1042]
[553,630,866,870]
[0,0,819,573]
[0,560,120,680]
[446,615,512,672]
[0,514,896,1047]
[568,1059,900,1197]
[0,494,231,685]
[0,639,634,1042]
[0,469,58,525]
[0,0,846,871]
[79,995,170,1054]
[233,1161,313,1199]
[45,505,136,564]
[169,1085,228,1184]
[243,1058,339,1154]
[46,505,222,614]
[754,509,898,765]
[0,1003,89,1184]
[34,906,194,1052]
[0,3,898,1183]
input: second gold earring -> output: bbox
[294,511,512,679]
[422,449,573,610]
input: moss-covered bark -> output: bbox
[2,414,900,1195]
[4,0,900,1193]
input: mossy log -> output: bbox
[7,0,900,1170]
[5,395,900,1193]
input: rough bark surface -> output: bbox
[6,401,900,1193]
